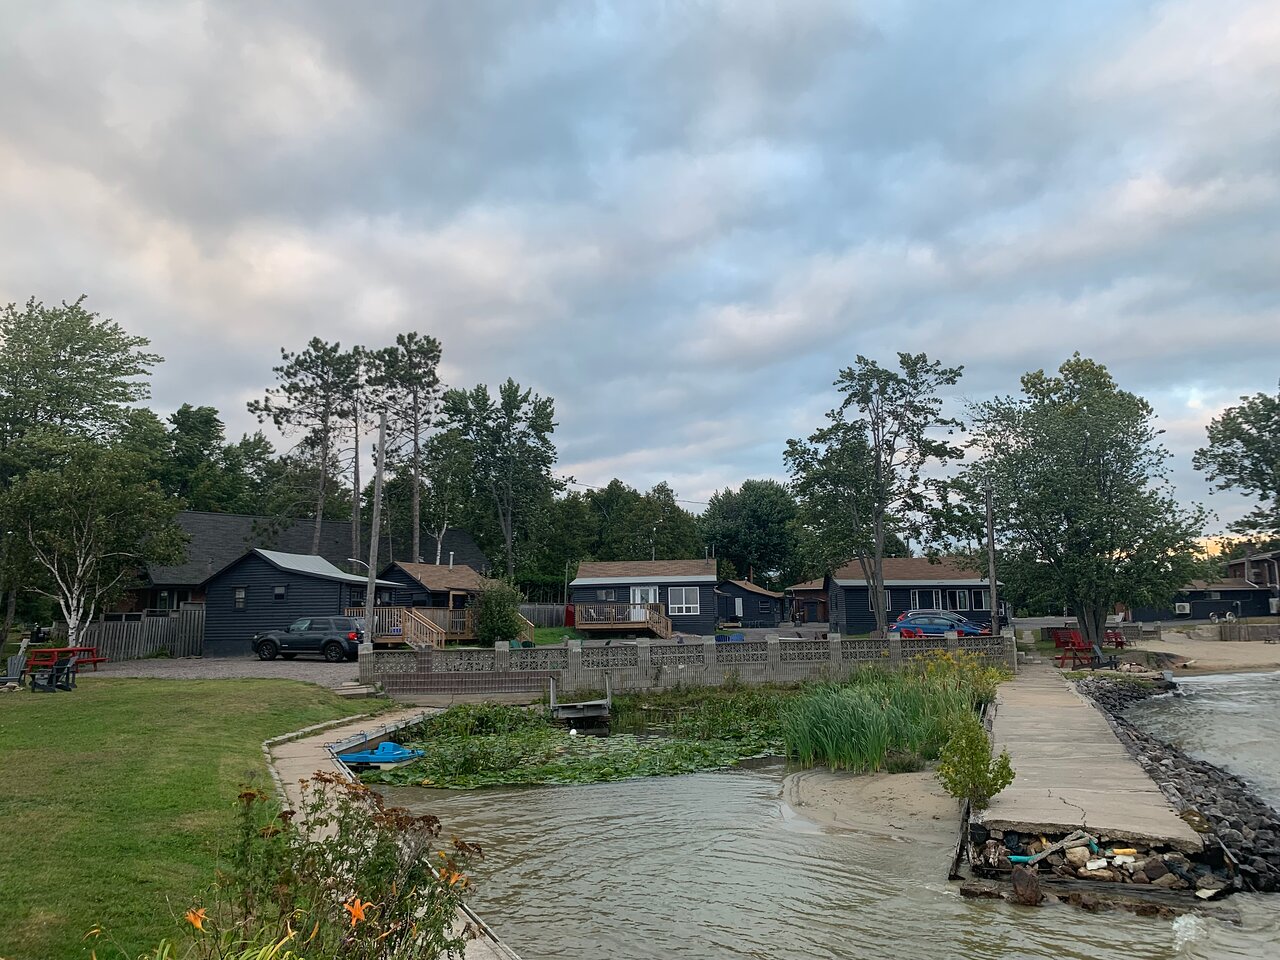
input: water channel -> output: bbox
[384,672,1280,960]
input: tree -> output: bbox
[0,295,161,634]
[966,355,1209,643]
[6,433,184,643]
[700,480,797,587]
[419,429,474,564]
[1194,384,1280,537]
[440,379,561,579]
[248,338,357,553]
[785,354,963,636]
[373,333,443,563]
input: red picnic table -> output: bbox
[26,646,110,671]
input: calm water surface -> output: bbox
[384,677,1280,960]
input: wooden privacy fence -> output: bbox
[71,604,205,661]
[519,603,566,628]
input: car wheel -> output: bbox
[322,642,346,663]
[281,653,297,660]
[257,640,278,661]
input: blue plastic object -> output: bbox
[340,741,423,764]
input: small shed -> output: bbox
[717,580,784,628]
[202,549,398,649]
[786,579,829,624]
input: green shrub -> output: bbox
[473,580,524,648]
[936,714,1015,810]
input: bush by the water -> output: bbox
[936,713,1015,809]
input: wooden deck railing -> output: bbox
[346,606,536,646]
[575,602,671,639]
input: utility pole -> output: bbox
[364,412,388,629]
[985,484,1000,636]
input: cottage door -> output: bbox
[630,586,659,622]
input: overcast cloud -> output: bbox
[1,0,1277,529]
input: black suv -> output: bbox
[251,616,365,663]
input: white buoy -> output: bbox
[569,727,579,737]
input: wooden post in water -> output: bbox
[364,413,388,629]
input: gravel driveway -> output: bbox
[95,654,361,688]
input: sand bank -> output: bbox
[782,768,960,845]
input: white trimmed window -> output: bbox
[595,588,616,601]
[973,590,991,610]
[669,586,700,616]
[234,587,247,611]
[867,590,892,611]
[946,589,969,611]
[911,588,942,610]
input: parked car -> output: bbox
[251,616,365,662]
[888,614,990,637]
[895,609,974,624]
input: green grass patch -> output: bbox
[531,626,587,645]
[0,677,378,960]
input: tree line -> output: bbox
[2,295,1276,641]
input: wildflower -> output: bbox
[185,908,208,931]
[344,897,372,927]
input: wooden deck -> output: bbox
[574,602,672,639]
[348,606,535,649]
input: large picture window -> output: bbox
[973,590,991,610]
[945,589,969,611]
[910,588,942,610]
[668,586,700,616]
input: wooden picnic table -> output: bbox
[26,646,109,671]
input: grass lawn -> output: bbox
[532,626,587,646]
[0,677,379,960]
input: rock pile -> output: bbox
[1076,676,1280,893]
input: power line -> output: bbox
[561,478,709,507]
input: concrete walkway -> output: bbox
[981,663,1203,853]
[265,707,522,960]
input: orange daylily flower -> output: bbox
[185,908,208,932]
[343,897,372,927]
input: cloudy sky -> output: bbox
[2,0,1277,529]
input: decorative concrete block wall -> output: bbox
[360,631,1017,697]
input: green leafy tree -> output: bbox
[248,338,357,553]
[786,354,963,635]
[936,714,1015,810]
[1194,383,1280,537]
[7,434,184,643]
[474,579,524,648]
[373,332,444,563]
[700,479,797,587]
[966,355,1210,642]
[440,379,561,578]
[0,295,162,634]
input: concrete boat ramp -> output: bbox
[981,663,1203,853]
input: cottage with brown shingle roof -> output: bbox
[826,557,1004,635]
[570,559,718,638]
[717,579,784,628]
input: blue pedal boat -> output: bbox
[338,741,424,769]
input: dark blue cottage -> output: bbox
[826,557,1004,636]
[376,561,488,609]
[1130,578,1276,622]
[570,559,718,638]
[717,580,784,628]
[201,549,398,649]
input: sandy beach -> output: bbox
[1134,633,1280,676]
[782,768,961,846]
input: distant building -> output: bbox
[785,578,828,624]
[717,580,784,628]
[825,557,1004,635]
[123,510,486,611]
[1226,549,1280,592]
[200,549,399,648]
[569,559,718,638]
[1130,577,1278,621]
